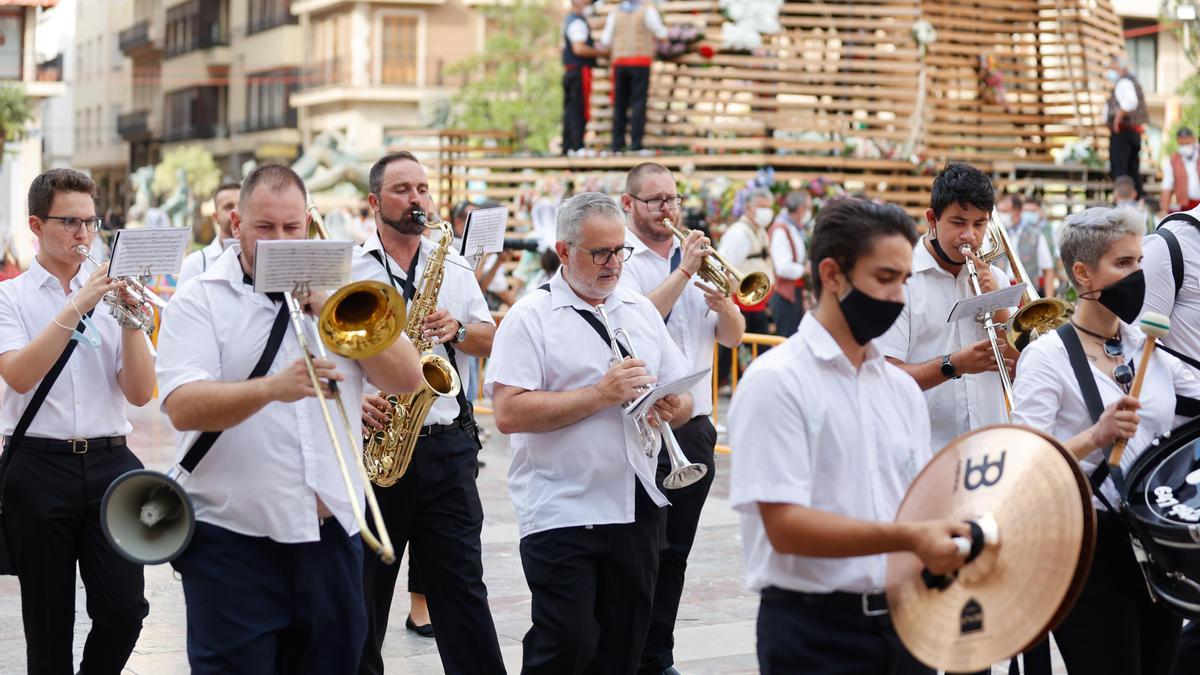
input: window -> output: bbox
[245,67,298,132]
[165,0,228,57]
[379,14,418,85]
[1124,19,1157,94]
[308,11,352,87]
[4,10,28,80]
[164,86,226,140]
[111,104,121,143]
[248,0,295,35]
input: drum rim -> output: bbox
[1123,415,1200,534]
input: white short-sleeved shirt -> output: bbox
[619,230,720,416]
[769,222,807,281]
[1012,325,1200,508]
[157,250,372,543]
[1161,154,1200,201]
[0,257,131,439]
[352,233,495,426]
[877,237,1013,451]
[1142,212,1200,372]
[1115,79,1139,112]
[177,238,225,285]
[566,16,590,44]
[730,314,932,593]
[484,269,689,538]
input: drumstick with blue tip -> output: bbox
[1109,312,1171,468]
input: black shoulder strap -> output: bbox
[1056,324,1116,501]
[1155,226,1184,298]
[180,302,290,473]
[8,309,96,448]
[540,283,630,358]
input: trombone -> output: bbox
[661,218,772,307]
[595,303,708,490]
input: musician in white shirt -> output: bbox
[488,192,692,674]
[877,163,1016,451]
[157,165,421,674]
[0,168,156,674]
[730,198,970,674]
[1012,207,1200,675]
[617,162,745,674]
[177,181,240,285]
[352,152,505,675]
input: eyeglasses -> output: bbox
[1103,338,1124,359]
[45,216,103,234]
[630,194,683,211]
[572,244,634,265]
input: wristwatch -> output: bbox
[940,354,961,380]
[451,321,468,344]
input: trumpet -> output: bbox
[75,245,167,334]
[661,218,772,306]
[595,304,708,490]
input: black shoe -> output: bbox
[405,615,435,638]
[663,667,682,675]
[477,458,487,469]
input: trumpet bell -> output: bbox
[735,272,772,307]
[1006,297,1074,352]
[663,462,708,490]
[319,281,406,359]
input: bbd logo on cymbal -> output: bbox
[964,451,1006,491]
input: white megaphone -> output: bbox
[100,468,195,565]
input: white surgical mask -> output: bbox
[754,207,774,226]
[996,212,1013,229]
[1106,69,1120,83]
[1181,144,1196,159]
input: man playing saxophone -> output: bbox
[351,151,505,675]
[488,192,693,674]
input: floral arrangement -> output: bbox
[657,24,713,61]
[1054,137,1103,168]
[911,19,936,55]
[719,0,783,51]
[978,53,1009,110]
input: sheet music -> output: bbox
[460,206,508,258]
[252,240,352,293]
[946,284,1024,323]
[108,227,191,278]
[625,368,712,418]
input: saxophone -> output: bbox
[363,215,463,487]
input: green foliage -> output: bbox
[446,0,563,153]
[152,145,221,199]
[1164,72,1200,155]
[0,85,33,144]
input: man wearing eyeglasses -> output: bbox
[618,162,744,675]
[0,169,155,673]
[488,192,693,674]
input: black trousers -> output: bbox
[1053,511,1180,674]
[612,65,650,151]
[768,293,804,338]
[1173,620,1200,675]
[173,520,365,675]
[1,441,147,675]
[638,415,717,673]
[1111,128,1144,198]
[756,589,933,675]
[562,67,587,153]
[359,427,503,675]
[520,483,664,675]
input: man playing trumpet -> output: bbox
[488,192,693,674]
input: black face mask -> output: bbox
[928,229,964,267]
[1082,269,1145,324]
[839,283,905,345]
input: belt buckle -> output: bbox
[862,589,888,617]
[70,438,88,455]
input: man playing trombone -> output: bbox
[488,192,693,674]
[877,163,1016,451]
[618,162,745,675]
[156,165,422,674]
[0,168,155,674]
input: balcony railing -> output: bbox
[236,110,298,134]
[247,10,297,36]
[36,55,62,82]
[118,111,151,139]
[162,123,219,142]
[165,26,230,58]
[302,58,351,90]
[119,20,155,55]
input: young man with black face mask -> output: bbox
[1012,206,1200,675]
[729,198,973,674]
[877,163,1016,452]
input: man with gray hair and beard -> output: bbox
[487,192,693,674]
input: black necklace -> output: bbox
[1070,320,1124,359]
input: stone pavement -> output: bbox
[0,400,1071,674]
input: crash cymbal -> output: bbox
[886,425,1096,672]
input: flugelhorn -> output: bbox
[661,218,772,306]
[75,245,167,334]
[595,303,707,490]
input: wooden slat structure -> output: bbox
[437,0,1125,220]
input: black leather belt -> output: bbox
[761,586,889,617]
[418,422,464,438]
[5,435,127,454]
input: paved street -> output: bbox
[0,399,1072,674]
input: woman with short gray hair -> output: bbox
[1012,206,1200,673]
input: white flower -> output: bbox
[722,21,762,50]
